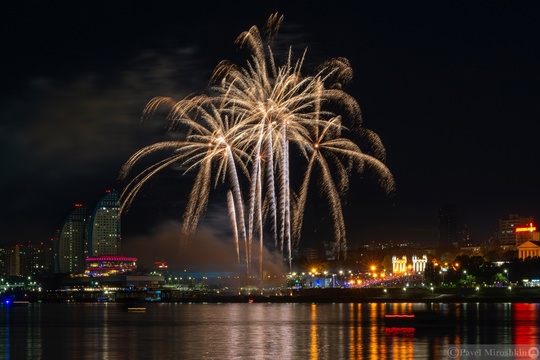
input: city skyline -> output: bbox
[2,2,539,251]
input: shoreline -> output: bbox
[7,286,540,304]
[165,286,540,304]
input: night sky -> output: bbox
[2,1,539,256]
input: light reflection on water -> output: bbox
[0,302,538,359]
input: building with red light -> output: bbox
[498,214,534,248]
[53,190,126,276]
[87,190,121,257]
[515,223,538,247]
[516,222,540,260]
[56,204,88,274]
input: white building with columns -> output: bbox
[412,255,428,273]
[392,255,428,274]
[392,256,407,274]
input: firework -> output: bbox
[119,13,395,280]
[119,95,252,269]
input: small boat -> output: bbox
[13,300,30,306]
[384,314,416,328]
[3,299,30,306]
[126,307,146,313]
[384,310,455,329]
[123,302,147,312]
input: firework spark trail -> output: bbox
[119,142,188,213]
[276,121,293,270]
[119,95,252,255]
[223,144,251,273]
[246,122,265,266]
[172,101,250,251]
[254,153,264,279]
[264,125,278,248]
[294,117,395,258]
[244,119,277,278]
[279,124,287,258]
[181,160,212,240]
[227,190,240,264]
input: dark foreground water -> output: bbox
[0,302,539,359]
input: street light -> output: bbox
[440,269,447,285]
[504,269,509,284]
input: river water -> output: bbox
[0,302,538,359]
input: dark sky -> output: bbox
[2,1,539,253]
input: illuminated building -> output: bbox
[392,256,408,274]
[392,255,428,274]
[87,190,121,256]
[515,223,538,247]
[154,261,168,272]
[0,241,54,276]
[85,255,137,276]
[18,240,54,276]
[518,241,540,260]
[498,214,534,247]
[0,245,21,276]
[438,204,469,247]
[56,204,88,274]
[412,255,427,272]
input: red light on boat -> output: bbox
[384,314,415,319]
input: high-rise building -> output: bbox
[87,190,121,257]
[438,204,469,247]
[498,214,534,247]
[0,245,21,276]
[18,240,54,276]
[56,204,88,274]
